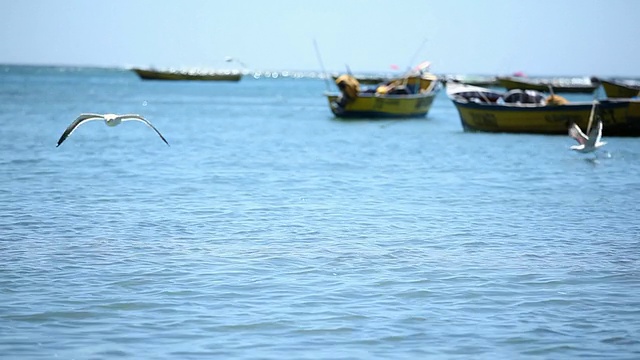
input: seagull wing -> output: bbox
[56,113,105,147]
[119,114,170,146]
[586,121,603,148]
[568,123,588,145]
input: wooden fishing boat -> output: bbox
[325,73,440,118]
[131,67,242,81]
[443,74,499,87]
[592,77,640,98]
[446,82,640,136]
[496,76,597,94]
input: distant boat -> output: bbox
[443,74,499,87]
[592,77,640,98]
[131,67,242,81]
[496,76,597,94]
[325,73,440,118]
[446,82,640,136]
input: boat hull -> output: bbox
[326,92,437,118]
[497,77,597,94]
[452,99,640,136]
[599,79,640,98]
[447,82,640,136]
[132,68,242,81]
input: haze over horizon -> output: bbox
[1,0,638,77]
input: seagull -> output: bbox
[56,113,169,147]
[569,120,606,153]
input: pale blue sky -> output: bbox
[1,0,638,77]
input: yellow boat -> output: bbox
[496,76,597,94]
[325,73,440,118]
[131,68,242,81]
[592,77,640,98]
[447,82,640,136]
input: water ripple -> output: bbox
[1,68,640,359]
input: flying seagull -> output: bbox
[56,113,169,147]
[569,120,606,153]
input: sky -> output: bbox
[1,0,639,77]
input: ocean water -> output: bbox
[1,65,639,359]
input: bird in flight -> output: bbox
[569,120,606,153]
[56,113,169,147]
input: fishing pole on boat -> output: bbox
[345,64,353,76]
[313,39,331,91]
[587,100,598,134]
[406,37,429,71]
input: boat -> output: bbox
[131,67,242,81]
[496,76,597,94]
[443,74,499,87]
[592,77,640,98]
[446,81,640,136]
[325,73,440,118]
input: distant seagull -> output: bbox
[56,113,169,147]
[569,120,606,153]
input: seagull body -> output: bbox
[569,120,606,153]
[56,113,169,147]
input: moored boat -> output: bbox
[496,76,597,94]
[443,74,499,87]
[325,73,440,118]
[131,67,242,81]
[446,82,640,136]
[592,77,640,98]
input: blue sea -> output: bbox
[1,65,639,359]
